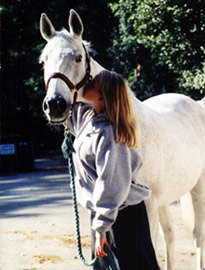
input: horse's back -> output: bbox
[197,97,205,108]
[144,93,205,134]
[144,93,202,115]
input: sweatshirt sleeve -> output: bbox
[68,102,93,136]
[92,127,142,238]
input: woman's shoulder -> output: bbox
[94,116,114,136]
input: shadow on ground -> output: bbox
[0,154,71,219]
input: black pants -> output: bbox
[91,201,159,270]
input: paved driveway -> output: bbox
[0,154,91,270]
[0,154,197,270]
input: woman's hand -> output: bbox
[95,237,111,258]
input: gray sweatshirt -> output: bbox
[68,103,151,238]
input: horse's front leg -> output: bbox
[158,205,175,270]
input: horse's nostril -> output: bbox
[57,97,67,113]
[46,96,67,118]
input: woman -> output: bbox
[68,70,159,269]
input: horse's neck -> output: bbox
[128,88,159,136]
[129,89,147,119]
[90,58,154,126]
[90,58,104,76]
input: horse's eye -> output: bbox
[75,55,82,63]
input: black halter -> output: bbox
[46,44,92,95]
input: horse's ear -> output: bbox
[40,13,56,41]
[68,9,84,38]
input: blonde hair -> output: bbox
[96,70,141,148]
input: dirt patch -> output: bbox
[33,254,64,264]
[4,230,91,248]
[22,268,38,270]
[60,234,91,248]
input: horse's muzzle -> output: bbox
[43,95,68,124]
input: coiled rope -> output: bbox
[61,130,118,269]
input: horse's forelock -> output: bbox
[56,29,91,50]
[42,28,91,49]
[57,28,72,41]
[40,28,92,63]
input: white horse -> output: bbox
[39,9,205,270]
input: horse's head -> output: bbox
[40,10,92,124]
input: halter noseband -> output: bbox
[46,44,92,96]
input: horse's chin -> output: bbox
[47,114,69,126]
[50,119,66,125]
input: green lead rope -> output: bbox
[61,131,98,266]
[61,130,119,269]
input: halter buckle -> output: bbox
[72,88,78,95]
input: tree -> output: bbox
[109,0,205,99]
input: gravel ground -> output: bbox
[0,155,197,270]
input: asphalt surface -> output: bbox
[0,154,197,270]
[0,154,91,270]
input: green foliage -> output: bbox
[109,0,205,99]
[182,62,205,92]
[1,0,204,155]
